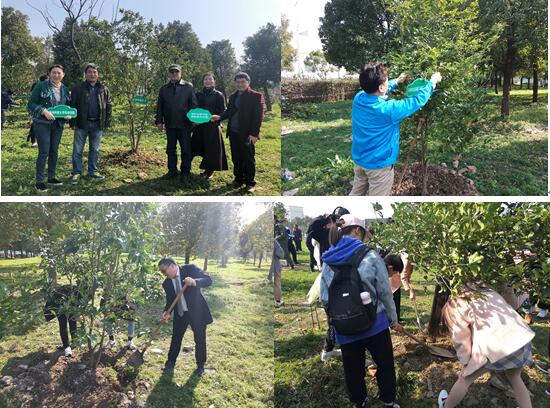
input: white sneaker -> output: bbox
[438,390,448,408]
[384,403,400,408]
[107,340,116,349]
[321,349,342,362]
[127,340,137,350]
[537,309,548,318]
[64,346,73,357]
[274,300,285,307]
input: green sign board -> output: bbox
[187,108,212,124]
[406,78,432,97]
[48,104,77,119]
[132,95,149,105]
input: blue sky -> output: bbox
[3,0,280,61]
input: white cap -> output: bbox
[339,214,365,230]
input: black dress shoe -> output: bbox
[161,172,179,180]
[228,179,243,188]
[194,366,205,377]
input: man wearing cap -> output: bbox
[155,64,198,185]
[69,63,112,183]
[158,257,213,376]
[211,72,265,193]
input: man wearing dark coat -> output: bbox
[158,257,213,376]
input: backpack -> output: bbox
[327,245,377,335]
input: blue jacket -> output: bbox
[351,79,435,170]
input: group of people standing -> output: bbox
[25,62,265,193]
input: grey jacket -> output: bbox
[320,249,398,325]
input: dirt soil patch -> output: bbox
[393,163,479,196]
[0,348,143,408]
[103,149,164,169]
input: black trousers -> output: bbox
[306,233,316,272]
[58,314,77,348]
[228,130,256,186]
[166,127,192,175]
[340,329,396,406]
[288,240,298,264]
[393,289,401,322]
[295,239,302,252]
[167,313,207,368]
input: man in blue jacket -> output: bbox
[350,63,442,196]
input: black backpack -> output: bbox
[327,245,377,335]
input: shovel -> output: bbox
[401,328,455,359]
[127,283,189,368]
[411,297,423,331]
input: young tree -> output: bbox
[243,210,274,269]
[388,0,495,194]
[207,39,238,98]
[372,202,549,296]
[242,23,281,111]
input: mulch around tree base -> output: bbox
[393,163,479,196]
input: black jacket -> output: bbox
[69,81,112,130]
[162,264,213,327]
[155,80,198,129]
[44,285,83,322]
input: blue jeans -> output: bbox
[166,127,192,175]
[35,121,63,183]
[105,320,135,339]
[72,121,102,176]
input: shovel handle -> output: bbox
[141,284,189,354]
[412,297,422,329]
[401,328,427,346]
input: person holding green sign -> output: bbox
[350,62,442,196]
[27,64,72,192]
[155,64,198,185]
[69,63,112,183]
[191,72,228,179]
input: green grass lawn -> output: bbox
[274,251,550,408]
[281,89,548,196]
[0,257,274,408]
[1,103,281,196]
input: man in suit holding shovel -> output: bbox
[158,257,213,376]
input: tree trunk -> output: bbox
[527,77,531,89]
[494,71,499,94]
[203,257,208,271]
[253,253,257,266]
[420,127,429,196]
[519,77,523,89]
[185,250,190,265]
[258,253,263,269]
[533,66,539,103]
[501,35,516,116]
[263,83,272,112]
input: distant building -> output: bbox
[288,206,304,221]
